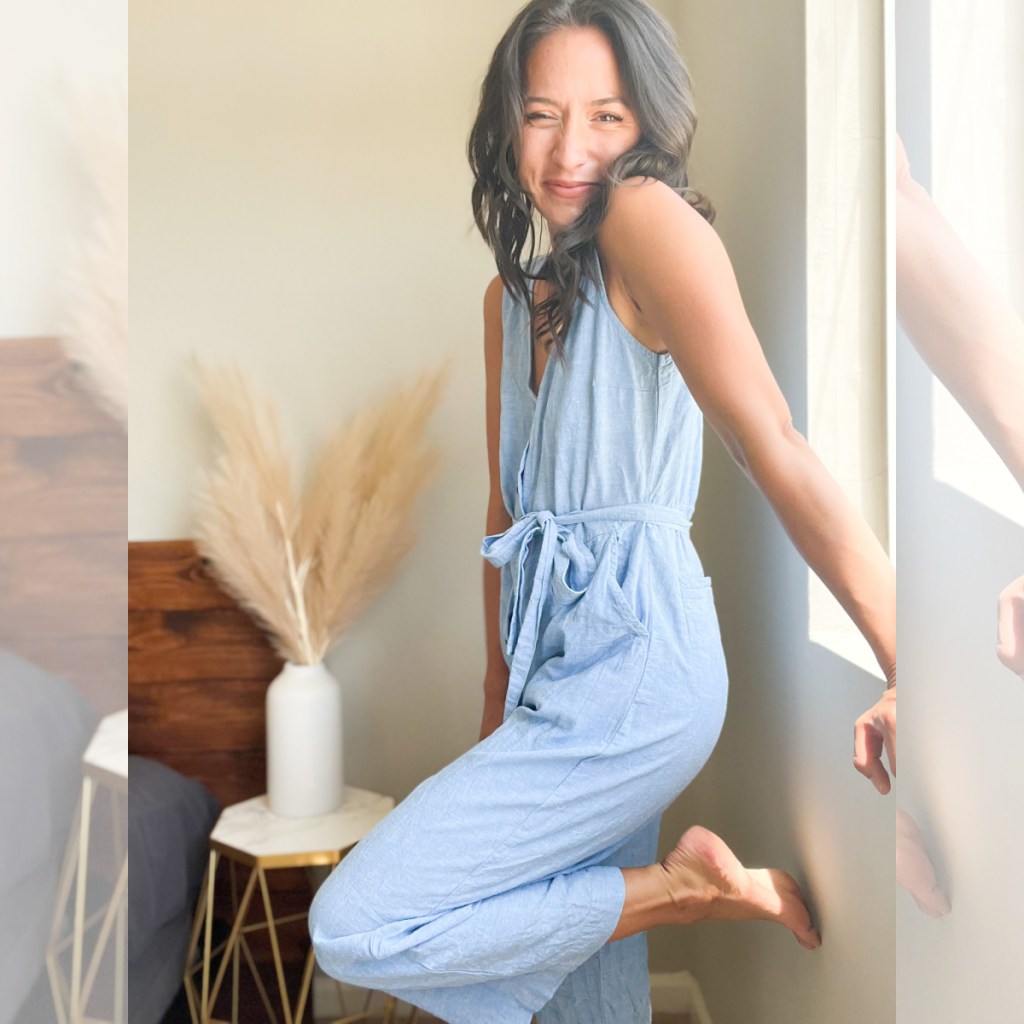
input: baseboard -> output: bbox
[312,972,417,1021]
[650,970,713,1022]
[313,968,712,1022]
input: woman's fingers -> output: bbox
[880,688,897,778]
[854,688,896,794]
[853,717,890,794]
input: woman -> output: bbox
[310,2,895,1021]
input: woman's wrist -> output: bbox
[885,663,897,690]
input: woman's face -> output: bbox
[518,26,642,233]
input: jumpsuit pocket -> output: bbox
[606,533,650,640]
[674,575,715,642]
[548,533,649,641]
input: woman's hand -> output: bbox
[853,686,896,795]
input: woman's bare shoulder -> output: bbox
[602,176,713,248]
[598,177,724,297]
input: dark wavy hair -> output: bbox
[468,0,715,357]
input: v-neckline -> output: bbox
[527,274,555,402]
[528,334,552,402]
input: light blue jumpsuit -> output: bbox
[309,256,729,1024]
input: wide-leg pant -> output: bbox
[534,818,661,1024]
[309,552,728,1024]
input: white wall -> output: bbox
[130,0,534,791]
[651,2,893,1020]
[0,0,125,337]
[896,1,1024,1020]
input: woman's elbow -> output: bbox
[731,417,806,481]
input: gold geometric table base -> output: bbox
[46,774,128,1024]
[184,848,404,1024]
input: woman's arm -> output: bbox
[481,274,513,739]
[896,136,1024,490]
[895,136,1024,684]
[599,179,896,785]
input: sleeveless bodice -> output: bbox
[498,258,705,520]
[482,255,715,720]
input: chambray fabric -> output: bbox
[309,258,729,1024]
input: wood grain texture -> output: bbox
[0,337,126,716]
[0,535,125,635]
[0,434,127,539]
[128,540,283,804]
[0,337,118,437]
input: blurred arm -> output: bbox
[896,147,1024,490]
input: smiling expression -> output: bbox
[517,26,642,233]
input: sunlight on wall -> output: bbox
[805,0,889,664]
[930,0,1024,526]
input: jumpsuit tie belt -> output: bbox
[480,502,693,714]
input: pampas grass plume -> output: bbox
[191,357,448,664]
[57,77,128,426]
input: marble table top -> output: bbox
[211,786,396,861]
[83,708,128,790]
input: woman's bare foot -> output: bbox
[659,826,821,949]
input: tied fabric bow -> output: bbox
[481,510,597,714]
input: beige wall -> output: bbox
[131,0,530,787]
[0,0,125,337]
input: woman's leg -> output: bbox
[310,624,672,1022]
[310,624,816,1024]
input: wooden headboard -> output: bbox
[128,539,282,809]
[0,337,126,717]
[128,546,312,971]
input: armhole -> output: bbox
[483,275,510,521]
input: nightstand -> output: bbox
[46,707,129,1024]
[183,787,395,1024]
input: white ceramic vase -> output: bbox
[266,661,344,817]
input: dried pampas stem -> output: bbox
[276,500,316,665]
